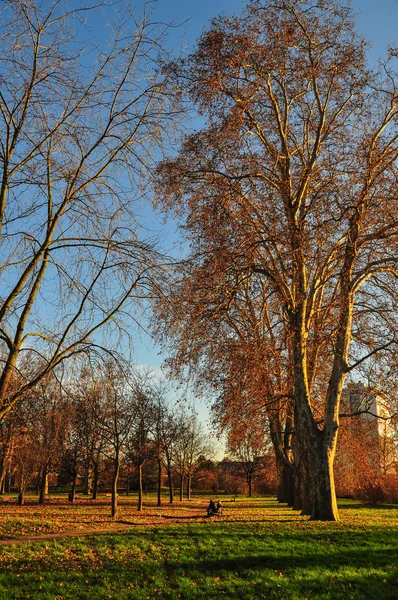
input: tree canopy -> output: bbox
[154,0,398,521]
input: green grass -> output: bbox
[0,497,397,599]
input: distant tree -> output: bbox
[227,419,271,497]
[96,363,136,518]
[70,368,107,499]
[14,427,38,506]
[148,379,176,506]
[127,373,155,512]
[23,375,68,503]
[183,415,212,500]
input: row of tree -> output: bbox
[0,364,213,517]
[3,363,396,515]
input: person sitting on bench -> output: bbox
[208,499,222,516]
[207,499,216,516]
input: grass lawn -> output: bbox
[0,495,397,599]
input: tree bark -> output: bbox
[187,472,191,500]
[38,468,48,504]
[138,463,143,511]
[309,434,339,521]
[279,463,295,506]
[83,466,92,495]
[92,462,99,500]
[111,457,119,518]
[167,465,173,504]
[69,466,77,503]
[157,459,162,506]
[248,476,252,498]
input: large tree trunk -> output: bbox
[278,462,295,506]
[292,461,303,511]
[269,408,295,505]
[297,438,313,516]
[300,466,313,516]
[309,433,339,521]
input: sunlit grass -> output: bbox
[0,496,397,599]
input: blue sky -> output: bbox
[152,0,398,59]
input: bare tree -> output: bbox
[226,419,271,497]
[126,372,155,511]
[0,0,176,421]
[95,362,135,518]
[22,375,68,503]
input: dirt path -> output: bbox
[0,524,136,546]
[0,509,209,545]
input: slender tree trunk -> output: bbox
[167,465,173,504]
[138,463,143,511]
[0,440,12,495]
[111,456,119,518]
[0,460,6,495]
[157,459,162,507]
[18,467,26,506]
[38,467,48,504]
[92,462,99,500]
[126,469,130,496]
[248,476,252,498]
[83,466,92,495]
[5,471,11,493]
[69,466,77,502]
[179,472,184,501]
[187,472,191,500]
